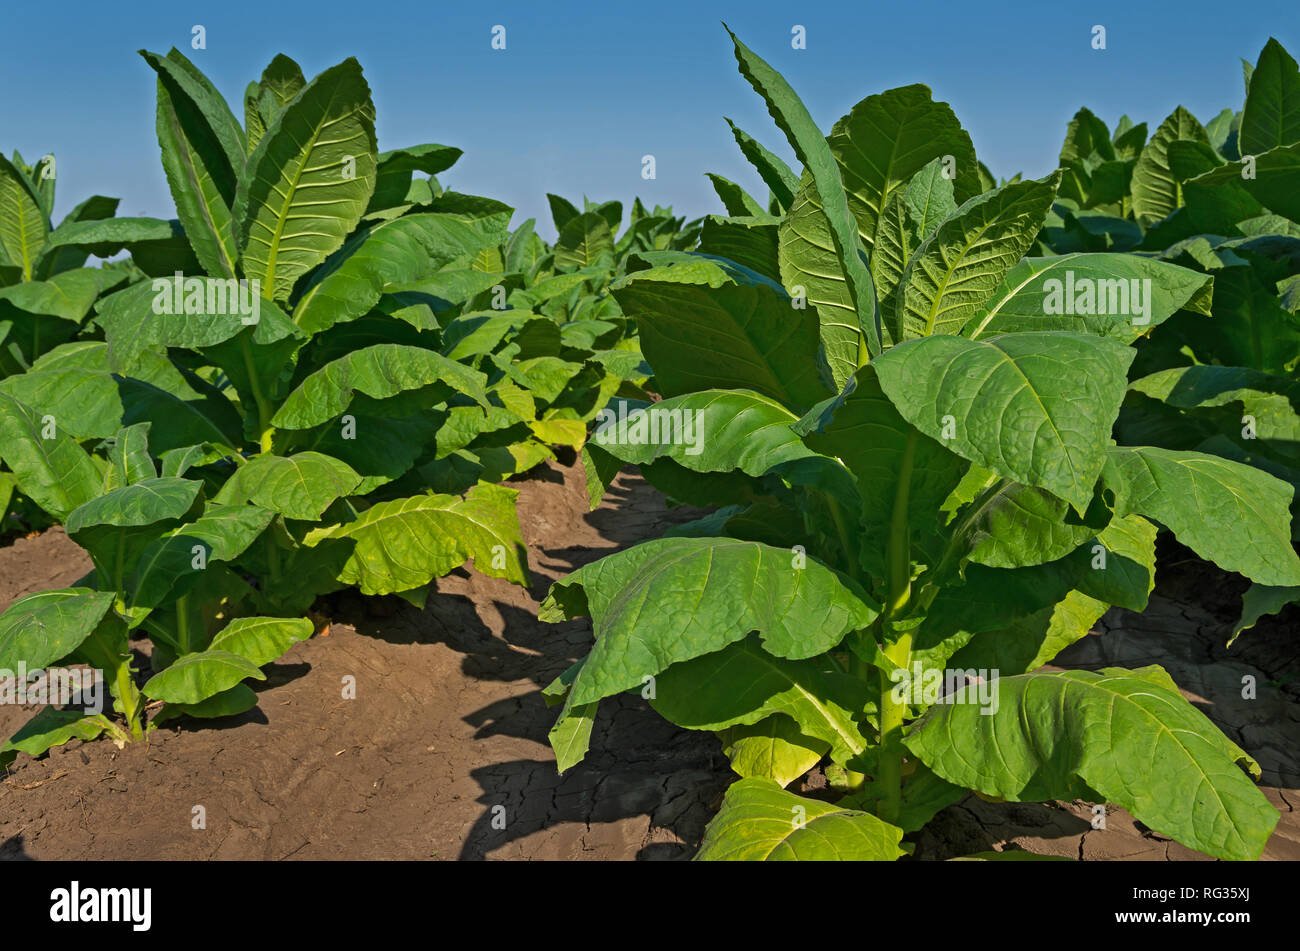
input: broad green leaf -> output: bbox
[271,344,489,430]
[1239,38,1300,156]
[1129,366,1300,448]
[966,253,1214,342]
[41,216,200,277]
[1105,446,1300,586]
[293,210,511,333]
[1,709,109,765]
[368,143,461,211]
[726,26,880,357]
[872,332,1134,510]
[964,482,1101,570]
[235,58,377,300]
[589,390,813,475]
[833,85,979,251]
[801,365,968,574]
[905,667,1278,861]
[0,389,102,520]
[613,272,830,412]
[142,649,265,704]
[0,267,124,323]
[719,716,829,787]
[255,54,307,130]
[1131,107,1210,225]
[208,616,313,666]
[548,684,597,774]
[891,174,1059,340]
[653,634,873,764]
[65,477,202,576]
[318,482,527,594]
[695,777,905,861]
[546,193,580,233]
[127,504,275,624]
[541,536,878,706]
[213,451,362,520]
[0,588,115,670]
[1185,143,1300,237]
[698,215,781,281]
[948,588,1109,677]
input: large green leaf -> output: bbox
[726,26,880,357]
[213,452,362,520]
[142,649,265,704]
[271,343,489,430]
[965,253,1214,341]
[235,58,377,301]
[1105,446,1300,586]
[293,209,511,333]
[208,616,313,666]
[0,588,115,670]
[317,482,527,594]
[652,634,873,764]
[1131,107,1210,225]
[127,504,275,625]
[891,174,1059,340]
[872,332,1134,510]
[0,389,102,520]
[695,777,905,860]
[905,667,1278,861]
[589,389,813,476]
[801,365,968,574]
[553,212,614,271]
[541,536,878,707]
[832,84,979,251]
[1240,38,1300,156]
[0,267,124,323]
[65,477,202,577]
[612,269,830,412]
[1184,146,1300,247]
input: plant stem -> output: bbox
[237,333,275,453]
[875,632,911,823]
[175,594,192,654]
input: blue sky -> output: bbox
[1,0,1294,238]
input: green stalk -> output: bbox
[175,594,192,654]
[871,428,919,822]
[875,632,911,822]
[237,333,275,454]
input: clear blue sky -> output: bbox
[2,0,1294,238]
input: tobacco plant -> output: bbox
[541,29,1300,861]
[0,49,558,756]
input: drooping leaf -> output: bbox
[905,667,1278,861]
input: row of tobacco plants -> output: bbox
[0,49,695,762]
[541,29,1300,860]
